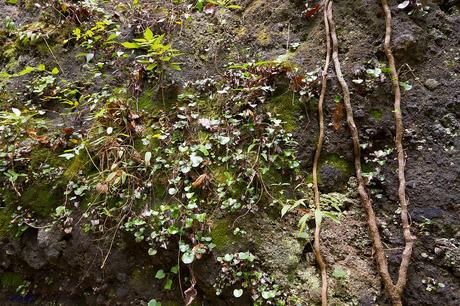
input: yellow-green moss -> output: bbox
[370,110,383,121]
[308,155,352,185]
[63,152,92,180]
[265,93,300,132]
[322,154,353,177]
[209,218,234,251]
[0,272,23,289]
[21,182,64,217]
[256,28,271,46]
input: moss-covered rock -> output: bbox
[209,217,237,252]
[63,152,92,180]
[20,182,64,217]
[266,93,301,132]
[0,272,23,289]
[319,154,353,193]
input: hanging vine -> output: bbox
[312,1,416,304]
[311,0,332,305]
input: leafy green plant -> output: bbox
[122,27,181,73]
[195,0,241,11]
[214,251,288,304]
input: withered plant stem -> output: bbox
[326,2,402,305]
[381,0,416,302]
[311,1,332,305]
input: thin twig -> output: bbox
[100,213,127,269]
[42,37,64,74]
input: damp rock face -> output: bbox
[0,1,460,305]
[424,78,440,90]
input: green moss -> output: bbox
[209,218,234,251]
[370,110,382,121]
[262,167,290,201]
[0,272,23,289]
[0,208,13,238]
[138,88,155,112]
[211,165,230,185]
[129,266,156,292]
[322,154,353,177]
[0,190,16,238]
[29,147,68,169]
[266,93,300,132]
[21,181,65,217]
[63,152,92,180]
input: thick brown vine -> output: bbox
[324,1,415,305]
[311,1,332,305]
[381,0,416,299]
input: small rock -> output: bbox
[23,246,47,269]
[354,108,365,119]
[424,79,440,90]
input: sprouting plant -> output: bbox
[0,108,46,137]
[4,16,16,32]
[16,280,31,297]
[71,19,121,64]
[122,27,181,74]
[206,0,241,9]
[195,0,241,12]
[281,193,342,240]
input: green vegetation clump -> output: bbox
[209,218,234,251]
[322,154,353,178]
[266,93,300,133]
[21,182,65,217]
[0,272,23,289]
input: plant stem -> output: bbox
[311,1,332,305]
[381,0,416,299]
[326,2,399,304]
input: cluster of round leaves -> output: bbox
[114,92,301,264]
[214,251,288,305]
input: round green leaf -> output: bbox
[155,269,165,279]
[182,252,195,264]
[233,289,243,298]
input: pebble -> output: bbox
[424,78,440,90]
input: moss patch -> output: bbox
[209,218,235,252]
[256,28,271,46]
[63,152,92,180]
[29,147,68,169]
[138,88,155,113]
[20,181,65,217]
[321,154,353,177]
[0,272,23,289]
[0,189,17,237]
[370,110,382,121]
[266,93,300,132]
